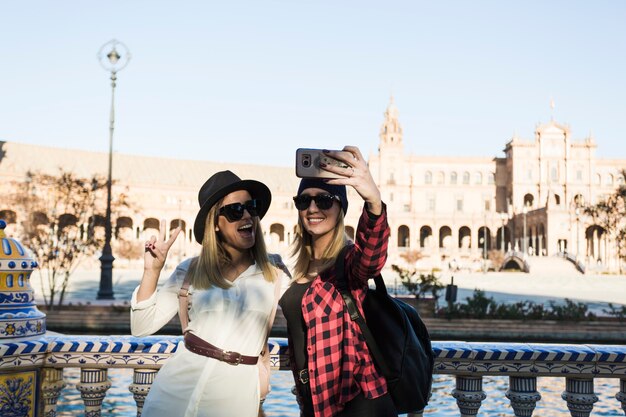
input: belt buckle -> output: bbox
[222,350,241,365]
[298,369,309,384]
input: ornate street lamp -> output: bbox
[97,39,131,299]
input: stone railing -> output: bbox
[1,336,625,416]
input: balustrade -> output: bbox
[2,336,626,416]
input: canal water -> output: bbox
[55,368,624,416]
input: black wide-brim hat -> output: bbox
[193,170,271,243]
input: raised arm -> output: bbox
[137,220,181,301]
[322,146,390,285]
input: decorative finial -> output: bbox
[550,97,555,121]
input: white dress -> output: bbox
[130,258,282,417]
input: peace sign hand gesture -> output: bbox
[144,220,181,273]
[137,220,181,302]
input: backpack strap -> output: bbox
[334,245,392,378]
[178,271,192,333]
[262,254,291,354]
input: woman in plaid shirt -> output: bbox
[279,146,395,417]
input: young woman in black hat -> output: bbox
[130,170,288,417]
[279,146,396,417]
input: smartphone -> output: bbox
[295,148,350,179]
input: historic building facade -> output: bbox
[1,99,624,270]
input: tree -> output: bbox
[9,169,131,309]
[391,264,443,300]
[584,169,626,273]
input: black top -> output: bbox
[279,280,312,371]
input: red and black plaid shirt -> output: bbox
[298,205,390,417]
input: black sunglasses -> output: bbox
[218,199,260,222]
[293,194,340,211]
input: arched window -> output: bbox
[419,226,432,248]
[397,225,410,248]
[523,194,534,208]
[424,171,432,185]
[450,172,458,185]
[474,172,483,185]
[436,171,445,185]
[463,172,470,185]
[270,223,285,243]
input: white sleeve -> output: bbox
[130,259,192,336]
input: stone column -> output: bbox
[40,368,66,417]
[76,368,112,417]
[129,368,159,416]
[505,376,541,416]
[452,376,486,416]
[561,377,598,417]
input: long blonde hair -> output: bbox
[290,210,348,281]
[189,198,276,289]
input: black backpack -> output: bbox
[335,246,434,414]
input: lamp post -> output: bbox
[97,39,131,300]
[500,212,507,255]
[522,205,528,257]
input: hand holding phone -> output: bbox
[295,148,350,179]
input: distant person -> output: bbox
[130,170,288,417]
[279,146,396,416]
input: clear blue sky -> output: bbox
[1,1,625,167]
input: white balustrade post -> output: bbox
[505,376,541,416]
[616,378,626,414]
[76,368,112,417]
[129,368,159,416]
[41,368,66,417]
[452,376,486,416]
[561,377,598,417]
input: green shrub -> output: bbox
[438,290,598,321]
[602,303,626,322]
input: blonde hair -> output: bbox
[290,210,348,282]
[189,198,276,289]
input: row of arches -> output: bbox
[0,210,195,243]
[1,209,611,263]
[396,225,515,251]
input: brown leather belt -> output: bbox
[184,331,259,366]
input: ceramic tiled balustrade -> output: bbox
[1,336,625,417]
